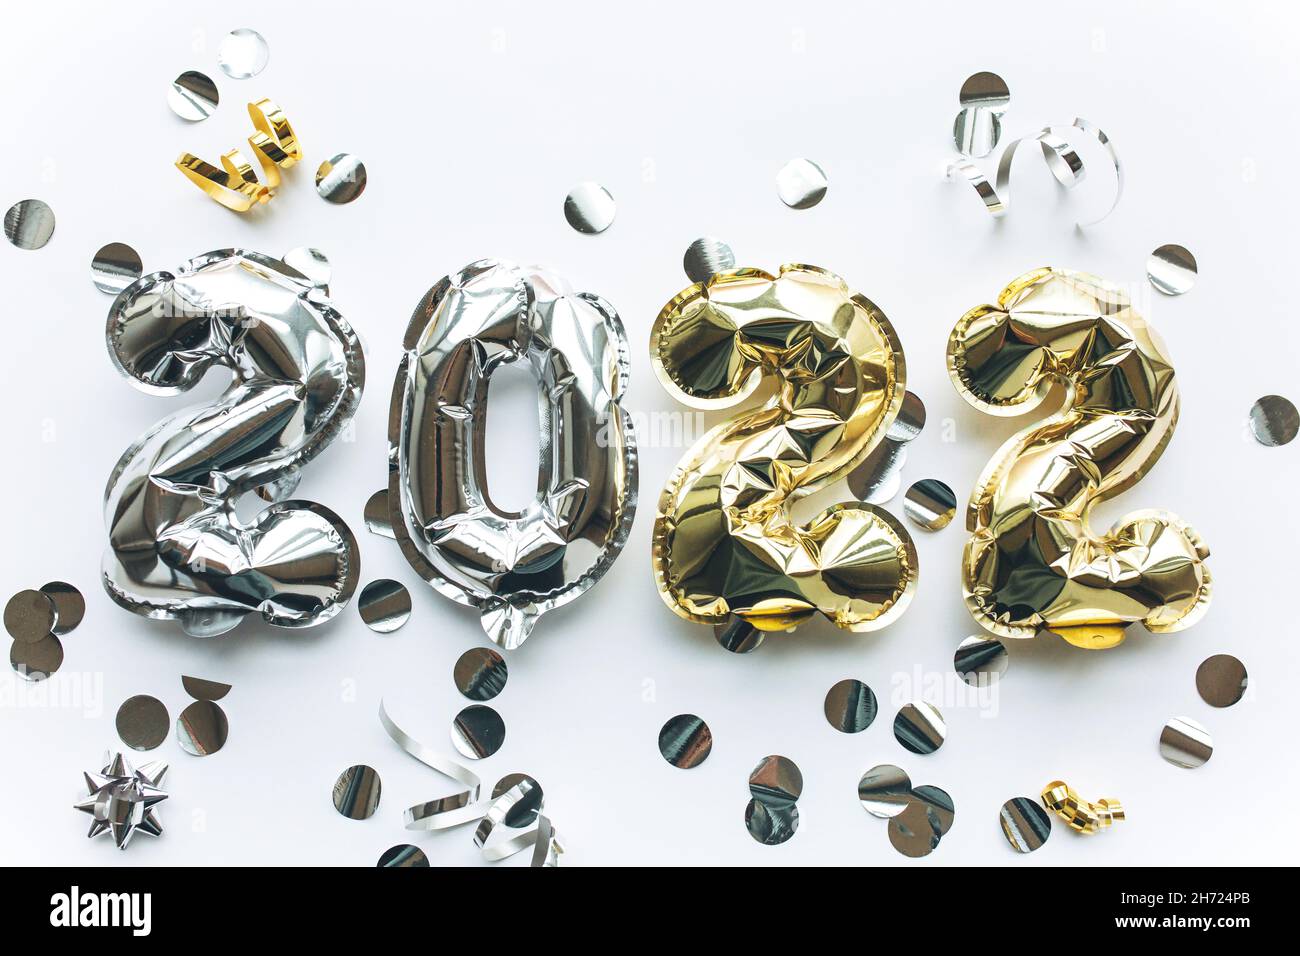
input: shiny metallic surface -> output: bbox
[1147,244,1198,296]
[959,71,1011,110]
[91,243,143,294]
[218,28,270,79]
[75,753,167,850]
[683,237,736,285]
[744,799,799,845]
[775,158,827,209]
[5,589,56,643]
[948,268,1211,649]
[946,159,1005,217]
[380,700,483,831]
[904,478,956,531]
[890,391,927,442]
[845,438,907,504]
[658,714,712,768]
[3,199,55,250]
[377,844,428,867]
[358,579,412,633]
[887,801,942,858]
[282,247,331,290]
[41,581,85,635]
[857,764,913,818]
[490,773,544,828]
[388,260,637,649]
[181,675,231,701]
[953,107,1001,158]
[713,617,765,653]
[176,700,229,756]
[749,755,802,808]
[893,701,945,754]
[454,647,509,701]
[1041,780,1125,834]
[1249,394,1299,447]
[315,153,367,204]
[10,634,63,681]
[364,488,396,538]
[823,678,878,733]
[167,71,219,121]
[451,704,506,760]
[1000,797,1052,853]
[332,764,381,819]
[563,181,616,233]
[912,784,955,836]
[1159,716,1213,768]
[1196,654,1248,708]
[115,695,170,751]
[651,265,917,636]
[953,634,1008,686]
[102,250,364,637]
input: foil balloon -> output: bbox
[947,267,1211,649]
[388,259,636,649]
[103,249,364,636]
[651,264,918,634]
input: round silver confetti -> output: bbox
[40,581,84,635]
[115,695,170,751]
[90,243,142,294]
[5,588,57,643]
[176,700,229,756]
[954,635,1008,686]
[748,755,802,808]
[491,773,544,828]
[4,199,55,250]
[745,799,799,845]
[775,158,828,209]
[10,634,63,681]
[1159,716,1213,769]
[953,107,1002,158]
[911,784,955,836]
[658,714,713,769]
[282,247,331,289]
[894,701,946,755]
[167,70,219,121]
[1249,395,1299,447]
[858,764,913,819]
[823,678,878,734]
[358,579,412,633]
[217,28,270,80]
[889,391,927,443]
[333,764,381,820]
[181,675,232,702]
[959,71,1011,110]
[714,616,764,653]
[563,181,616,234]
[999,797,1052,853]
[683,237,736,285]
[846,439,907,504]
[888,800,942,858]
[1146,244,1198,296]
[451,704,506,760]
[903,478,957,531]
[1196,654,1247,708]
[363,488,396,539]
[316,154,367,204]
[377,844,428,867]
[453,646,509,701]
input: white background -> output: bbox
[2,0,1297,867]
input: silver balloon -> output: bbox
[388,259,637,649]
[102,250,365,636]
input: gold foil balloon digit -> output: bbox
[947,267,1211,649]
[388,259,637,650]
[103,250,364,636]
[651,265,918,635]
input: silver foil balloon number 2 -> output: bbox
[103,250,365,636]
[387,260,637,649]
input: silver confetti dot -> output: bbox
[683,237,736,284]
[954,635,1008,686]
[40,581,84,635]
[999,797,1052,853]
[749,755,802,808]
[182,675,232,702]
[846,438,907,504]
[4,199,55,250]
[1146,244,1198,296]
[453,647,508,701]
[116,695,170,751]
[959,71,1011,110]
[889,391,927,443]
[167,70,219,121]
[658,714,712,768]
[176,700,229,756]
[953,107,1002,158]
[363,488,395,538]
[90,242,143,294]
[333,764,381,819]
[5,589,56,643]
[745,799,799,845]
[904,478,957,531]
[377,844,428,867]
[911,784,955,836]
[1196,654,1247,708]
[491,773,544,828]
[10,634,63,681]
[888,800,942,858]
[451,704,506,759]
[1159,716,1212,768]
[894,701,946,754]
[858,764,913,819]
[316,154,367,204]
[358,579,411,633]
[775,158,828,209]
[823,678,878,733]
[218,28,270,80]
[563,181,616,234]
[1249,395,1298,447]
[283,247,331,289]
[714,616,764,653]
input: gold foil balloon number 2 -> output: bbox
[651,265,918,636]
[948,267,1211,649]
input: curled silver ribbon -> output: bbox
[379,700,561,865]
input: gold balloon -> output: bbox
[947,267,1212,650]
[651,265,918,634]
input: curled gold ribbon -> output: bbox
[1042,780,1125,834]
[176,98,300,211]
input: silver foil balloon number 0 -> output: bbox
[103,250,365,636]
[388,260,637,649]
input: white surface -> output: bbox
[1,0,1297,867]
